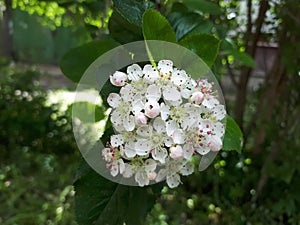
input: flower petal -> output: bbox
[179,161,194,176]
[163,86,181,101]
[160,103,170,121]
[135,112,148,125]
[166,173,181,188]
[111,110,123,127]
[171,68,188,86]
[183,144,194,160]
[145,159,157,172]
[158,60,173,76]
[170,145,183,160]
[119,159,125,174]
[135,169,149,187]
[212,104,226,120]
[202,97,219,109]
[146,84,161,101]
[135,139,152,155]
[143,64,159,83]
[107,93,121,108]
[152,147,168,163]
[166,120,179,136]
[127,64,143,81]
[110,134,124,147]
[155,169,167,182]
[153,117,166,133]
[123,163,134,178]
[145,100,160,118]
[172,129,185,144]
[110,162,119,177]
[136,125,153,137]
[110,71,127,86]
[208,135,222,151]
[123,115,135,131]
[120,84,135,102]
[190,91,204,105]
[124,141,136,158]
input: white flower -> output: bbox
[110,71,127,86]
[102,59,226,188]
[171,68,188,86]
[144,100,160,118]
[158,60,173,76]
[155,158,193,188]
[127,64,143,81]
[163,86,182,106]
[110,134,124,148]
[143,65,159,83]
[135,112,147,125]
[190,91,204,104]
[134,159,157,186]
[170,145,183,160]
[108,92,135,131]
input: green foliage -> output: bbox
[183,0,223,15]
[0,66,80,224]
[222,115,243,153]
[168,3,213,40]
[68,102,106,123]
[142,9,177,42]
[179,34,221,67]
[74,162,163,225]
[109,11,143,44]
[60,40,120,82]
[112,0,155,27]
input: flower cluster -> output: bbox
[101,60,226,188]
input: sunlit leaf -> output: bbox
[68,102,106,123]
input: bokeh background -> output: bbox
[0,0,300,224]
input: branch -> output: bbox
[225,59,239,88]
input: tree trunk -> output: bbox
[234,0,269,130]
[1,0,15,60]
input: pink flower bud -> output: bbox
[191,91,204,104]
[170,145,183,160]
[145,100,160,118]
[135,112,147,125]
[110,71,127,86]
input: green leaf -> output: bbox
[179,34,220,67]
[68,102,106,123]
[113,0,155,27]
[220,39,256,67]
[168,11,206,40]
[183,0,223,15]
[142,9,177,42]
[74,161,163,225]
[230,50,256,68]
[187,21,214,36]
[108,11,143,44]
[168,3,213,40]
[222,115,243,153]
[60,40,120,83]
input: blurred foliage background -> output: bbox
[0,0,300,224]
